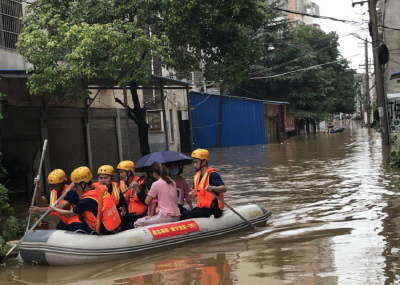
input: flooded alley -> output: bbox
[2,120,400,285]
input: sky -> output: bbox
[313,0,372,74]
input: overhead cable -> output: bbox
[250,54,361,80]
[270,7,400,32]
[269,7,361,24]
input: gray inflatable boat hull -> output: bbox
[20,204,271,266]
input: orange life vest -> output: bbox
[94,182,120,206]
[194,168,224,209]
[81,184,121,233]
[120,177,146,215]
[49,185,80,225]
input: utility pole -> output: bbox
[365,38,371,126]
[368,0,390,145]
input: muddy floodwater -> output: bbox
[3,120,400,285]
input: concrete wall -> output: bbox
[0,1,32,70]
[86,88,144,110]
[384,1,400,94]
[0,49,31,70]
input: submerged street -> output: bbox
[2,120,400,284]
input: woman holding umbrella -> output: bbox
[135,151,194,214]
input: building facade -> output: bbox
[286,0,321,29]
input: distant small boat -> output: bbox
[330,127,345,133]
[19,204,271,266]
[325,127,345,134]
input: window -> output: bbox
[295,0,304,11]
[0,0,23,50]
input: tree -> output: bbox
[18,0,268,156]
[234,14,357,126]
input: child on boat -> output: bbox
[142,177,157,218]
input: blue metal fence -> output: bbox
[190,92,266,148]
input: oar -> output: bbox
[209,191,256,230]
[26,139,48,233]
[121,175,145,195]
[1,183,75,263]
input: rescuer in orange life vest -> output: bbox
[29,169,80,230]
[95,165,128,220]
[117,160,147,229]
[180,149,227,220]
[50,167,121,235]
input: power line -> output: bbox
[250,28,367,77]
[269,7,361,24]
[270,6,400,32]
[250,60,339,79]
[250,54,361,80]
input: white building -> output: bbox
[303,0,321,29]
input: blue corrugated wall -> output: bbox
[190,92,266,148]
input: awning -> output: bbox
[0,69,195,89]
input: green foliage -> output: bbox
[235,8,357,124]
[0,151,21,255]
[18,0,268,99]
[0,108,21,254]
[388,151,400,168]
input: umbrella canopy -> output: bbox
[135,151,193,172]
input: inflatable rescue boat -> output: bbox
[20,204,271,266]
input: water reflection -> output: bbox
[3,121,400,284]
[116,254,233,285]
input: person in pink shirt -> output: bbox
[167,162,193,213]
[134,163,180,227]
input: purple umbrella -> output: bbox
[135,151,193,172]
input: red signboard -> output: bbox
[148,221,200,239]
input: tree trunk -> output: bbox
[115,83,150,157]
[129,82,151,157]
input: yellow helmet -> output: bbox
[97,165,114,176]
[71,166,92,183]
[191,149,209,162]
[117,160,135,172]
[47,169,67,185]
